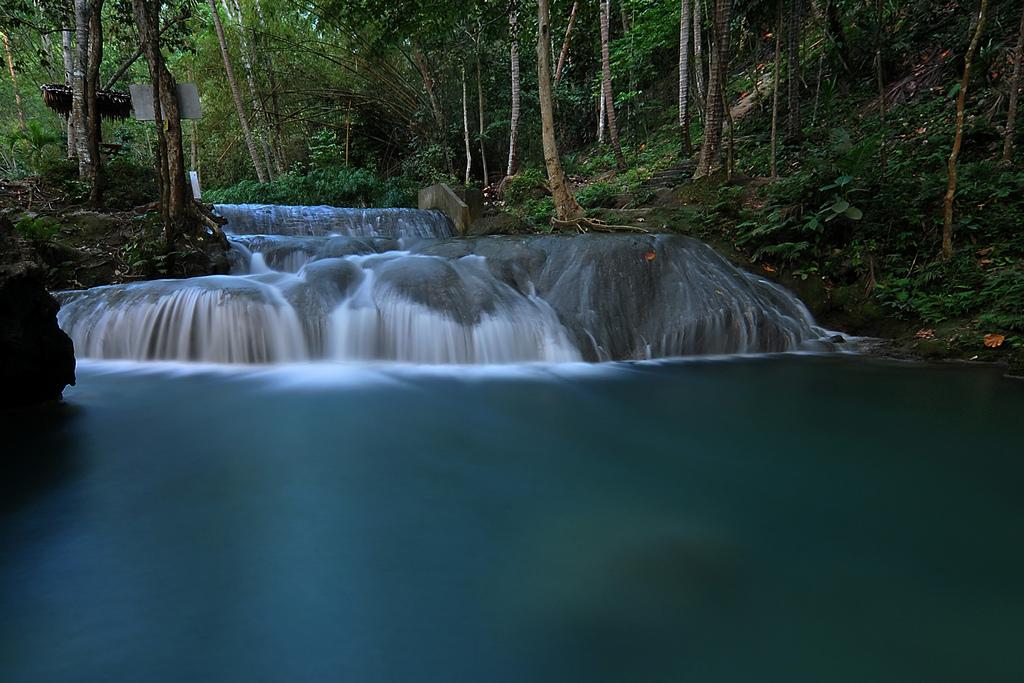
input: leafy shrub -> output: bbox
[205,167,415,207]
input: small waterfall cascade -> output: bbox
[56,205,834,365]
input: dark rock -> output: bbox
[0,217,76,408]
[828,334,846,344]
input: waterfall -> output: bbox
[56,207,833,365]
[214,204,454,238]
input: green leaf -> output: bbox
[844,206,864,220]
[831,199,851,214]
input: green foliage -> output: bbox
[205,167,416,208]
[14,215,61,242]
[2,121,61,177]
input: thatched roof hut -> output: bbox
[40,84,133,121]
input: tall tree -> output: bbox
[225,0,278,177]
[506,3,521,177]
[73,0,104,205]
[785,0,801,141]
[462,63,472,185]
[62,27,75,158]
[694,0,732,178]
[770,0,782,178]
[1003,3,1024,164]
[476,46,490,186]
[678,0,692,154]
[693,0,706,115]
[600,0,626,170]
[942,0,989,260]
[132,0,195,242]
[1,31,25,129]
[537,0,583,222]
[207,0,267,183]
[554,0,579,87]
[874,0,887,176]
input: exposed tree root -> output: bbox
[551,216,650,233]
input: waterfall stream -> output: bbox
[56,204,833,364]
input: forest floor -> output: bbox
[0,174,229,290]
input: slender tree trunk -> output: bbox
[619,1,631,35]
[786,0,802,141]
[554,0,579,87]
[411,46,453,177]
[537,0,583,222]
[462,64,473,185]
[133,0,195,242]
[822,0,850,95]
[507,4,521,177]
[679,0,692,153]
[693,0,706,115]
[63,29,75,158]
[1002,4,1024,164]
[598,77,607,142]
[770,0,782,178]
[943,0,989,260]
[253,0,286,171]
[73,0,103,205]
[874,0,887,176]
[228,0,275,179]
[208,0,267,183]
[476,51,490,187]
[600,0,626,170]
[1,32,25,129]
[694,0,732,178]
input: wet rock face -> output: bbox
[0,218,76,408]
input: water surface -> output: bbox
[2,355,1022,682]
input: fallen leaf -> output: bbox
[762,264,777,273]
[916,328,936,339]
[983,333,1005,348]
[644,251,657,261]
[977,247,993,256]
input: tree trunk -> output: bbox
[506,4,521,177]
[462,64,473,185]
[679,0,691,154]
[1,32,25,129]
[133,0,195,243]
[411,46,452,177]
[874,0,887,176]
[619,1,631,35]
[228,0,277,179]
[822,0,850,94]
[73,0,103,206]
[694,0,732,178]
[1002,4,1024,164]
[554,1,579,87]
[476,51,490,187]
[943,0,989,260]
[785,0,802,141]
[600,0,626,170]
[770,0,782,178]
[253,0,286,170]
[537,0,583,222]
[693,0,706,115]
[63,29,75,158]
[208,0,267,183]
[598,77,607,142]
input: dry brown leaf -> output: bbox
[762,264,777,273]
[643,251,657,262]
[916,328,935,339]
[983,334,1005,348]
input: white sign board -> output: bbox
[129,83,202,121]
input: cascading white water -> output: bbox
[56,205,834,365]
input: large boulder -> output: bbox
[0,217,76,408]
